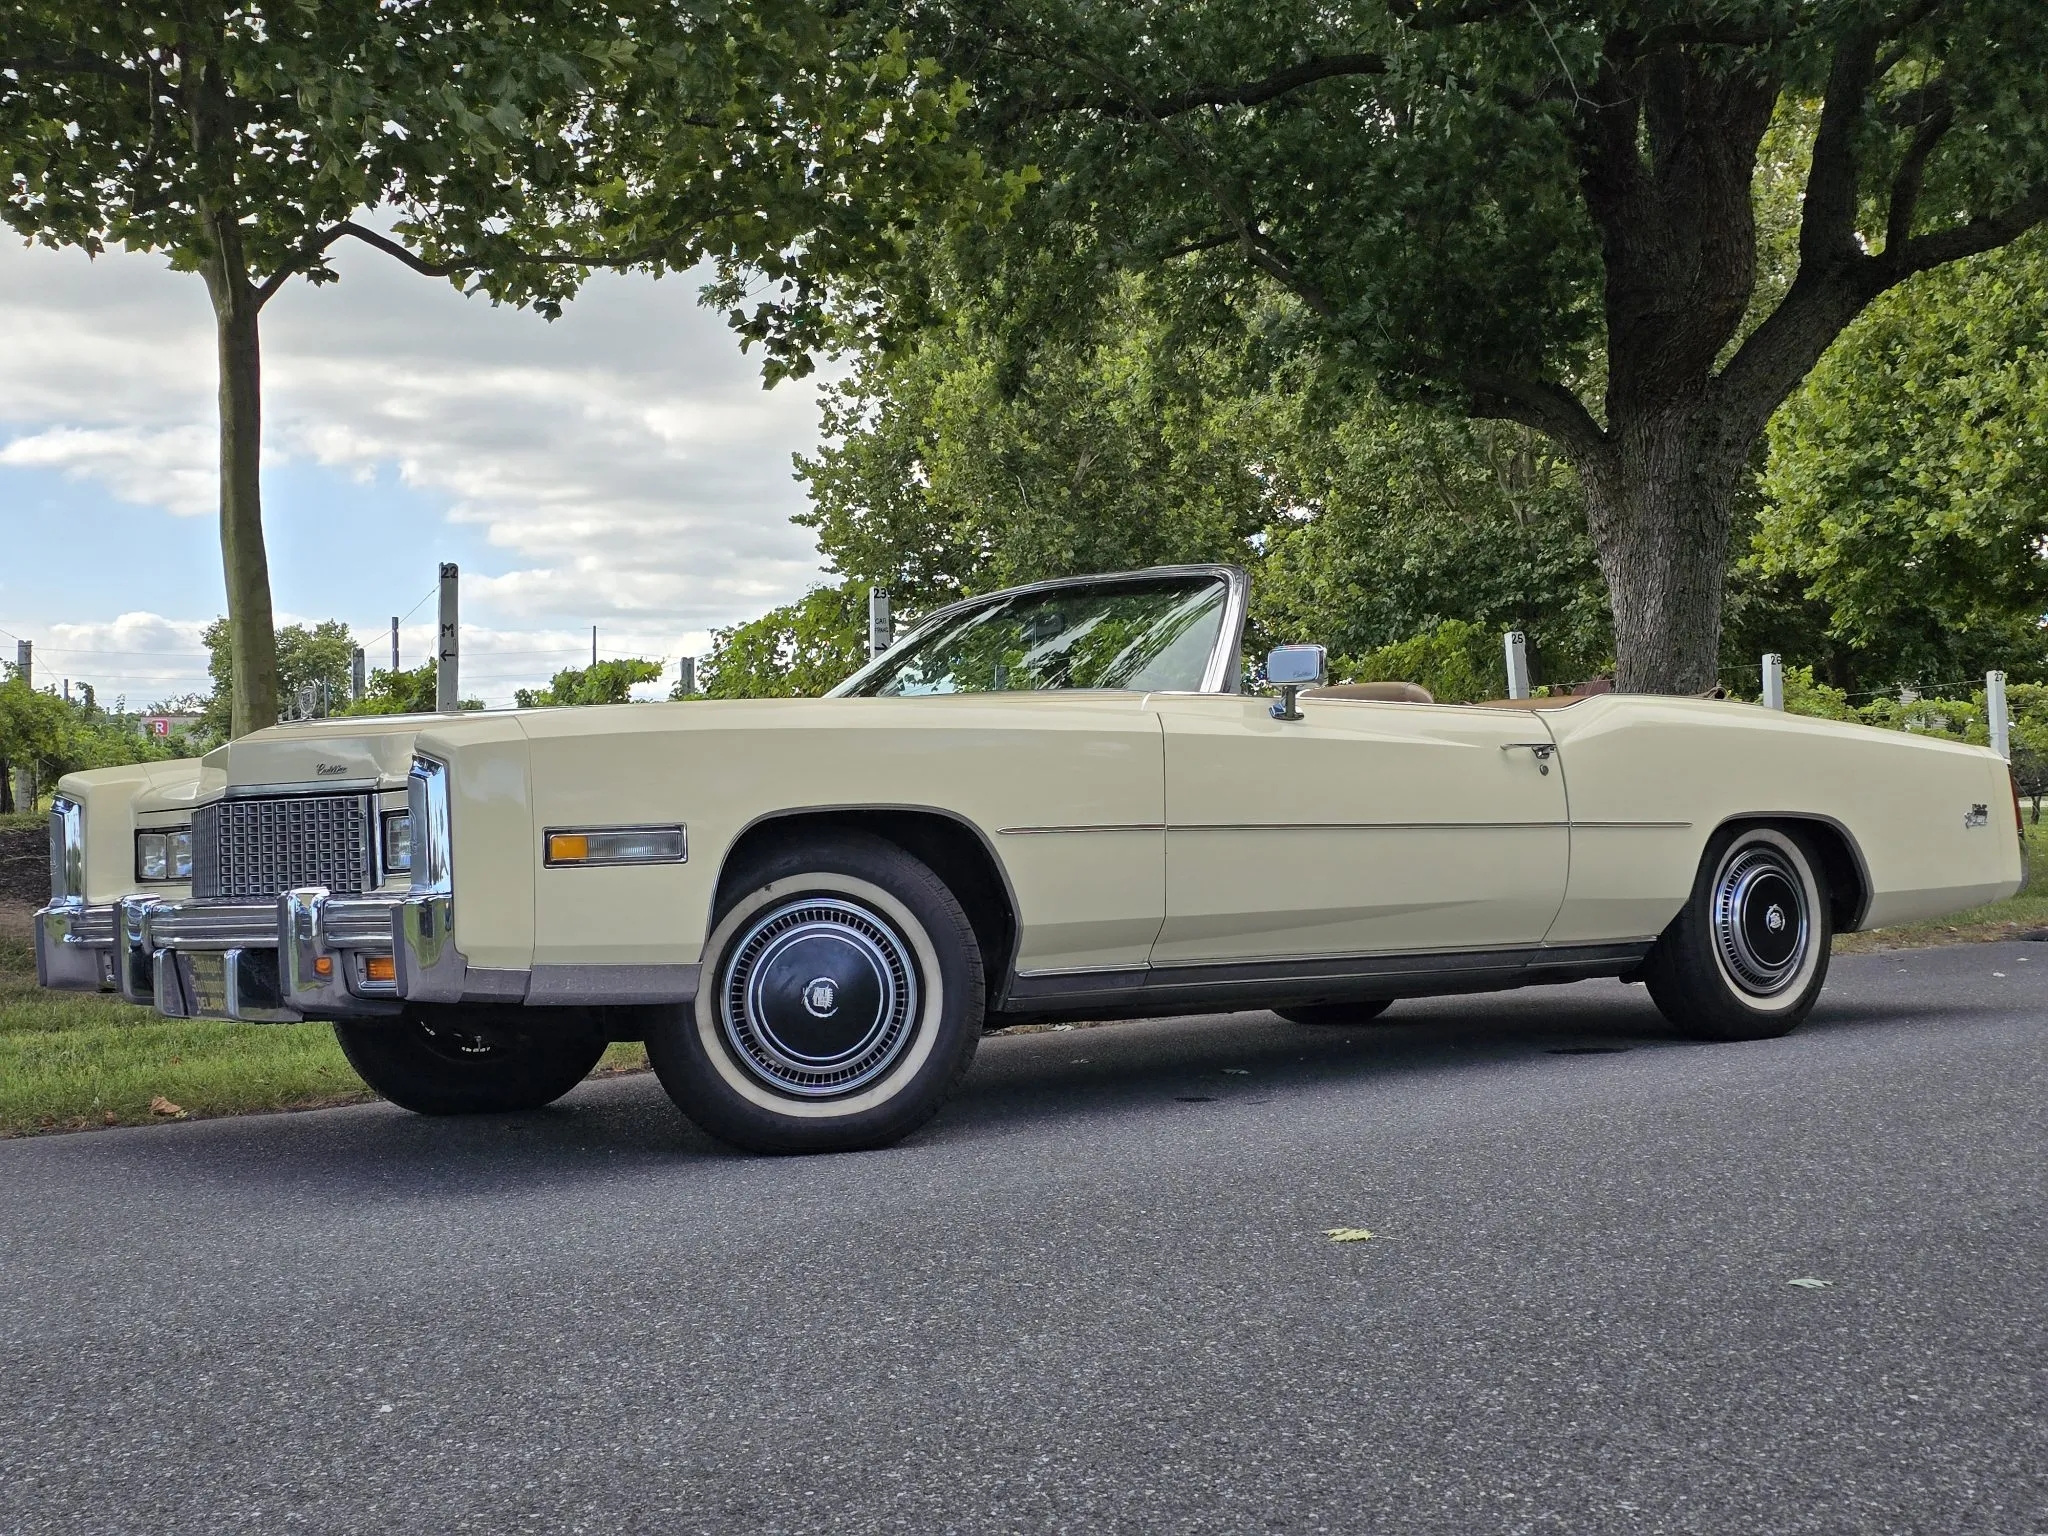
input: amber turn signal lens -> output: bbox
[547,832,591,863]
[364,955,397,983]
[313,956,333,977]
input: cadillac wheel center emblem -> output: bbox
[1764,904,1787,933]
[803,978,840,1017]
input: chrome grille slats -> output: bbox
[192,793,373,899]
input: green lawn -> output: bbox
[0,933,649,1138]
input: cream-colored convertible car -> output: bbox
[36,566,2026,1152]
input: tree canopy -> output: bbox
[3,0,1008,733]
[833,0,2048,692]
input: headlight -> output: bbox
[135,828,192,884]
[382,810,413,874]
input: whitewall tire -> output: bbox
[648,833,984,1153]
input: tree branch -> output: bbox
[1878,185,2048,282]
[1797,27,1878,272]
[1463,370,1608,462]
[1883,96,1953,254]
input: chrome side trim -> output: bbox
[1001,940,1655,1016]
[997,823,1168,836]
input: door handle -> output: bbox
[1501,742,1556,774]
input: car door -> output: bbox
[1148,695,1570,966]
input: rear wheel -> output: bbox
[1642,825,1832,1042]
[648,832,984,1154]
[334,1008,607,1114]
[1276,999,1395,1026]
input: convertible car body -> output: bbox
[35,566,2026,1151]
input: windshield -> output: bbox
[836,575,1231,698]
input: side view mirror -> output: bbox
[1266,645,1327,721]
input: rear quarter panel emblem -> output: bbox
[1964,803,1989,829]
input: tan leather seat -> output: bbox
[1306,681,1436,703]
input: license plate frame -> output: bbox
[183,950,230,1017]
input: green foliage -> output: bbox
[331,662,482,717]
[1759,234,2048,686]
[0,674,177,809]
[1777,666,1860,724]
[1339,621,1506,706]
[800,266,1611,680]
[515,659,663,709]
[693,587,869,699]
[200,618,358,735]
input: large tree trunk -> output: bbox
[1580,407,1750,695]
[200,252,280,738]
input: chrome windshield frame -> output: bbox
[825,564,1250,699]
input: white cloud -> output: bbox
[0,231,838,701]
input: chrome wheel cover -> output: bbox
[1712,843,1811,996]
[718,896,920,1099]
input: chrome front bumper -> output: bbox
[36,887,429,1023]
[34,884,695,1023]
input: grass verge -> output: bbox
[0,932,648,1138]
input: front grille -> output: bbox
[192,794,373,899]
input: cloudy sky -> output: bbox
[0,233,837,709]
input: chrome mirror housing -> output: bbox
[1266,645,1327,721]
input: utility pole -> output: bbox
[436,563,460,712]
[591,625,598,669]
[390,617,400,675]
[675,656,696,697]
[1503,632,1531,700]
[352,647,366,701]
[14,639,30,689]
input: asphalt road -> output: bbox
[2,944,2043,1536]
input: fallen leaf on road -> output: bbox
[1786,1277,1833,1289]
[1221,1067,1250,1075]
[148,1096,186,1119]
[102,1112,117,1125]
[1325,1228,1376,1243]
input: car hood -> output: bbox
[197,714,465,798]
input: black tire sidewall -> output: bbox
[648,835,984,1154]
[334,1009,607,1114]
[1645,824,1833,1042]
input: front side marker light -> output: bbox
[544,826,687,867]
[364,955,396,983]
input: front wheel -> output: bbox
[1642,825,1832,1042]
[647,832,984,1154]
[334,1008,608,1114]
